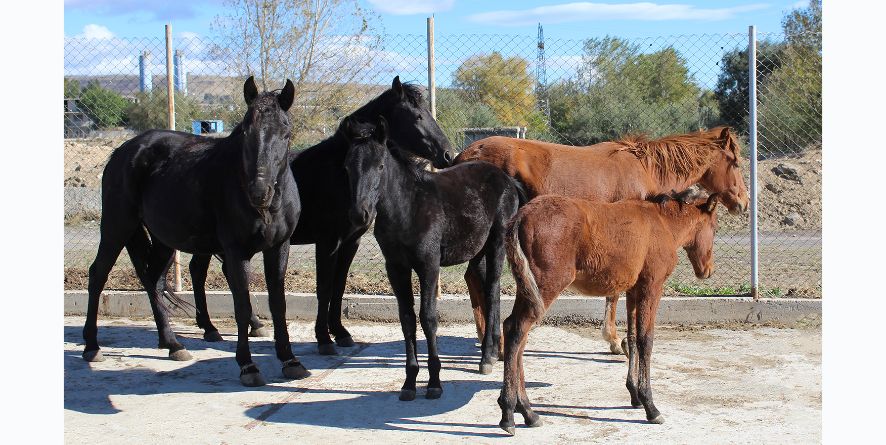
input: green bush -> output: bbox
[79,81,129,128]
[127,90,203,132]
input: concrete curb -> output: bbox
[64,291,821,325]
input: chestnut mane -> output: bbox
[614,126,741,182]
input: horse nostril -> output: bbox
[444,152,453,163]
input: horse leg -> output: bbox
[217,255,267,338]
[189,254,223,342]
[328,238,360,347]
[417,261,443,399]
[635,282,665,424]
[82,223,132,362]
[602,294,624,355]
[387,262,419,401]
[465,256,487,347]
[498,298,541,435]
[127,233,191,361]
[625,288,642,408]
[223,254,265,387]
[314,241,337,355]
[479,232,505,374]
[263,243,310,380]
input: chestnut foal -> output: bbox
[497,192,720,435]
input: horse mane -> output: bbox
[352,82,427,117]
[615,126,741,181]
[387,141,433,183]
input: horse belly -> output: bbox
[569,267,637,296]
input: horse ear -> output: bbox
[244,76,258,104]
[391,76,404,99]
[704,193,720,213]
[278,79,295,111]
[375,116,388,144]
[339,116,354,142]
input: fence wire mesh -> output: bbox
[64,29,821,298]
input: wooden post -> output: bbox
[166,24,182,292]
[426,16,436,119]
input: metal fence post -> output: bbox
[427,16,436,119]
[166,24,182,292]
[748,25,759,300]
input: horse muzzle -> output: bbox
[348,207,372,227]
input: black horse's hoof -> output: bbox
[399,389,416,401]
[318,343,338,355]
[82,350,104,362]
[499,420,516,436]
[335,335,355,347]
[479,362,494,375]
[250,326,271,338]
[203,330,224,342]
[169,349,193,361]
[282,360,311,380]
[648,414,665,424]
[240,372,267,387]
[425,387,443,399]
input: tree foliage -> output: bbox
[127,91,202,132]
[548,36,705,145]
[453,52,537,127]
[79,81,129,128]
[714,42,783,134]
[435,88,501,149]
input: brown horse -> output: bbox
[497,192,721,435]
[454,126,747,355]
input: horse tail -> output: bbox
[508,176,530,207]
[505,211,544,322]
[159,284,195,316]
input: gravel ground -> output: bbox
[64,316,820,444]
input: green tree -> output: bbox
[548,37,708,145]
[79,81,129,128]
[127,90,202,132]
[64,78,81,98]
[453,52,537,127]
[714,41,784,134]
[435,88,501,149]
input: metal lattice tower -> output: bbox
[536,23,549,117]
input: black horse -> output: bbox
[83,77,309,387]
[189,76,455,355]
[343,116,524,400]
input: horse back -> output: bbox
[456,137,654,202]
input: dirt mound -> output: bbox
[717,147,822,233]
[64,137,130,188]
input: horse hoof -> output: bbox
[648,414,665,424]
[82,350,104,362]
[203,330,224,342]
[335,335,355,347]
[240,372,267,387]
[621,338,629,356]
[318,343,338,355]
[610,342,625,355]
[479,362,494,375]
[250,327,271,338]
[282,361,311,380]
[399,389,416,401]
[525,414,544,428]
[425,387,443,399]
[499,421,516,436]
[169,349,193,361]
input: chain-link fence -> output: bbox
[64,27,821,298]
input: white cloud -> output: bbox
[367,0,455,15]
[468,2,770,26]
[80,24,114,39]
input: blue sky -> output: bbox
[64,0,805,40]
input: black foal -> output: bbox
[343,116,523,400]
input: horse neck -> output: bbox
[644,158,706,195]
[656,204,703,249]
[376,149,420,224]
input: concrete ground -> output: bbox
[64,316,820,444]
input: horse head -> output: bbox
[684,193,720,279]
[342,115,388,227]
[351,76,455,169]
[699,127,749,215]
[239,76,295,210]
